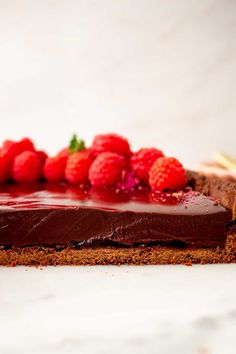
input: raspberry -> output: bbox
[89,152,126,187]
[37,150,48,165]
[65,150,93,185]
[131,148,164,183]
[0,138,36,183]
[43,145,73,183]
[57,147,69,159]
[2,138,35,161]
[44,154,68,183]
[91,133,131,157]
[0,150,11,183]
[11,151,42,183]
[149,157,187,191]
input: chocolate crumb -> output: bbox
[0,234,235,266]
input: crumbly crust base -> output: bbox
[1,234,235,266]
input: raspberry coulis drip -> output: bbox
[0,183,216,209]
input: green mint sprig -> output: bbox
[69,134,86,154]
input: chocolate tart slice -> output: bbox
[0,172,235,266]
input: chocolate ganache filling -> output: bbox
[0,183,232,249]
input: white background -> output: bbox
[0,0,235,165]
[0,1,236,353]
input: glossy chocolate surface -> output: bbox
[0,184,231,247]
[0,184,232,248]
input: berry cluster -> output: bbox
[0,138,47,183]
[0,133,187,191]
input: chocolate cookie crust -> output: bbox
[0,233,235,266]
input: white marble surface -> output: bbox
[0,265,236,354]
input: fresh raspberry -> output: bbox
[2,138,35,161]
[131,148,164,183]
[57,147,69,159]
[0,150,11,183]
[65,150,93,185]
[149,157,187,191]
[91,133,131,157]
[44,154,68,183]
[11,151,42,183]
[37,150,48,165]
[0,138,36,183]
[89,152,126,187]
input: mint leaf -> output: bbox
[69,134,86,154]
